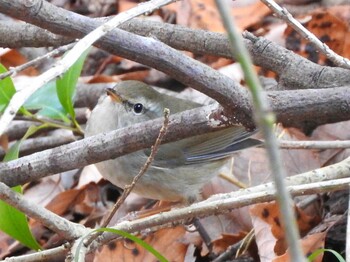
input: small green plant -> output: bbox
[0,49,89,249]
[308,248,345,262]
[0,125,43,250]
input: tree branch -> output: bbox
[0,21,72,48]
[0,182,88,240]
[0,0,177,136]
[0,1,349,130]
[0,17,349,91]
[1,86,350,187]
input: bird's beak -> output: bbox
[106,87,123,103]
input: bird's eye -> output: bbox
[133,103,144,115]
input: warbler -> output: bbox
[85,81,260,203]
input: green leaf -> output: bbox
[56,49,89,123]
[75,228,168,262]
[0,64,16,112]
[0,125,45,250]
[3,140,21,162]
[308,248,345,262]
[0,183,41,251]
[25,81,70,122]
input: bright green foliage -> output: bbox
[308,248,345,262]
[25,81,69,122]
[0,125,46,250]
[0,49,89,251]
[56,49,89,126]
[0,64,16,112]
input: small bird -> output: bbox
[85,81,260,203]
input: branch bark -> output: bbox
[0,0,255,128]
[0,1,349,186]
[0,17,349,91]
[0,1,349,129]
[1,85,350,188]
[0,104,225,187]
[5,156,350,260]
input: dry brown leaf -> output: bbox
[87,74,122,83]
[24,176,64,207]
[177,0,271,32]
[250,202,321,261]
[308,121,350,166]
[285,8,350,65]
[117,0,138,13]
[45,182,101,216]
[176,0,224,32]
[0,232,15,259]
[0,134,8,152]
[0,49,37,76]
[94,226,187,262]
[211,232,247,254]
[274,232,326,262]
[231,0,271,31]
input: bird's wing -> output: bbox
[145,126,261,168]
[183,127,261,164]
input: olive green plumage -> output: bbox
[85,81,259,202]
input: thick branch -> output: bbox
[4,85,349,162]
[0,0,255,128]
[74,84,350,131]
[0,21,72,48]
[0,135,77,159]
[0,17,349,91]
[269,86,350,131]
[0,104,225,187]
[1,1,349,130]
[1,85,350,187]
[121,19,350,90]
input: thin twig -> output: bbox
[83,108,170,247]
[5,157,350,260]
[4,244,70,262]
[0,182,88,240]
[96,176,350,250]
[215,0,306,260]
[0,0,175,136]
[279,140,350,149]
[260,0,350,69]
[0,42,75,80]
[0,135,78,160]
[102,108,170,226]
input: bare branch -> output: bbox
[3,156,350,259]
[0,182,88,240]
[0,18,349,91]
[1,85,350,188]
[0,0,176,136]
[95,157,350,247]
[279,140,350,149]
[0,42,75,80]
[0,104,225,187]
[0,135,78,160]
[261,0,350,69]
[4,245,69,262]
[0,21,72,48]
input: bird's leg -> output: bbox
[184,217,218,260]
